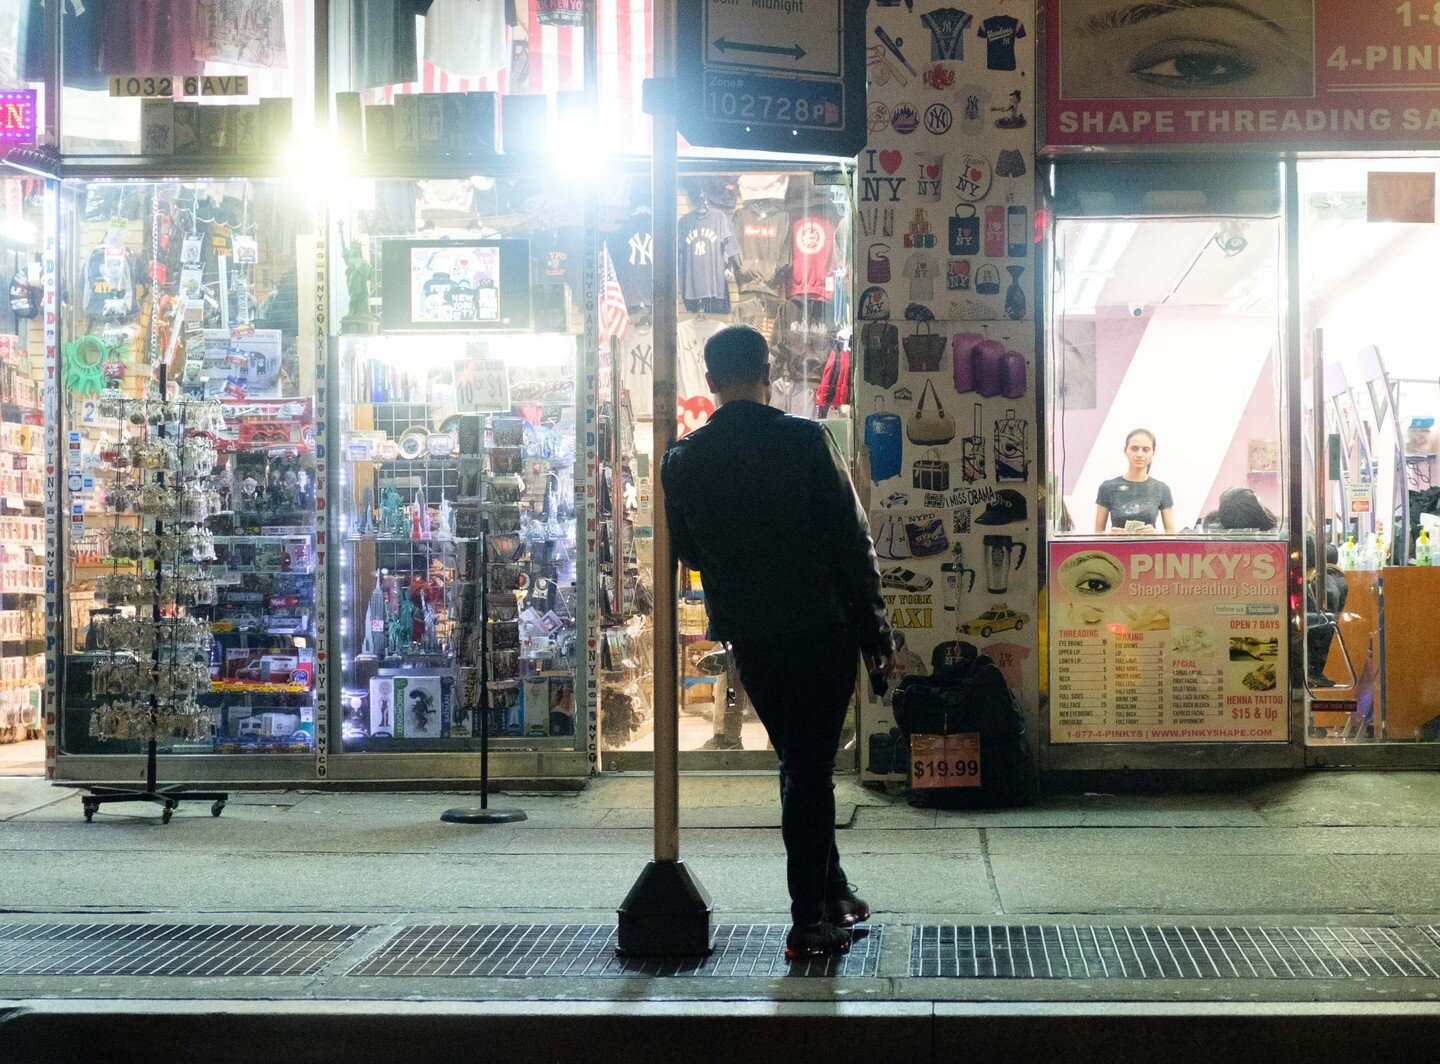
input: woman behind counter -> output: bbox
[1095,428,1176,534]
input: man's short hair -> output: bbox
[704,325,769,388]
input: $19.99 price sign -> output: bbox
[910,733,982,789]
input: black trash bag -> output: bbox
[891,655,1035,808]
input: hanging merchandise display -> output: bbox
[79,378,232,822]
[55,180,322,782]
[862,321,900,389]
[857,0,1036,788]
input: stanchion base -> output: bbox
[616,859,714,957]
[440,807,528,824]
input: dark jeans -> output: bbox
[731,624,858,925]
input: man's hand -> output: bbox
[863,652,894,697]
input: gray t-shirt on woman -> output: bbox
[1097,476,1173,528]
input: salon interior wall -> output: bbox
[856,0,1038,780]
[1057,308,1283,529]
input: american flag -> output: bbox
[370,0,654,155]
[599,245,630,343]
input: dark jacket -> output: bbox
[660,401,891,658]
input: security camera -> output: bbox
[1128,302,1144,317]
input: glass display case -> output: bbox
[56,178,321,765]
[333,177,587,755]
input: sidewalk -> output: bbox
[3,771,1440,1062]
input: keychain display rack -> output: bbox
[81,365,228,823]
[444,413,525,823]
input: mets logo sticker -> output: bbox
[890,104,920,135]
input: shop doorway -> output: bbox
[1298,159,1440,760]
[600,167,856,773]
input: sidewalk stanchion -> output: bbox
[615,0,714,957]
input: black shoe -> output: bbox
[699,735,744,751]
[1308,674,1337,688]
[826,883,872,928]
[785,921,852,961]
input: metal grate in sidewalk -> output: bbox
[909,925,1439,980]
[0,923,367,978]
[347,923,882,979]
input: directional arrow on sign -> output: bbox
[713,38,807,60]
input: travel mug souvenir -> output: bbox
[983,534,1027,594]
[962,402,985,483]
[941,556,977,611]
[915,153,943,201]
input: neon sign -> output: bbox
[0,91,37,144]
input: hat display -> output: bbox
[859,286,891,320]
[975,488,1027,525]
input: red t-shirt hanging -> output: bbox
[788,215,835,301]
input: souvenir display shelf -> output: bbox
[56,178,321,770]
[337,333,581,750]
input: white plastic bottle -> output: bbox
[1417,530,1433,567]
[1339,535,1357,571]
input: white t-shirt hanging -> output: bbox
[619,322,654,419]
[424,0,508,77]
[902,252,938,302]
[737,174,791,203]
[676,317,724,437]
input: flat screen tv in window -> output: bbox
[380,239,531,332]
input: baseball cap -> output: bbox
[975,488,1027,525]
[859,286,890,320]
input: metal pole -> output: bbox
[611,338,625,618]
[649,0,681,866]
[1312,331,1328,618]
[615,0,712,956]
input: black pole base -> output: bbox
[440,807,528,824]
[81,785,229,824]
[616,859,714,957]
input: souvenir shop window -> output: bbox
[333,177,582,751]
[0,179,45,747]
[30,0,314,155]
[1048,215,1287,538]
[59,179,320,756]
[609,170,851,451]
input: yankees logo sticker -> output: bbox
[924,104,952,135]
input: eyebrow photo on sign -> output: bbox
[1058,0,1316,99]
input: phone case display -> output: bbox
[857,0,1038,781]
[338,335,580,746]
[59,180,320,758]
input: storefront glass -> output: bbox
[58,178,321,758]
[1299,158,1440,744]
[332,177,585,752]
[18,1,314,156]
[600,167,854,760]
[1047,208,1292,744]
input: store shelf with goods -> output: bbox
[339,329,583,751]
[55,177,321,768]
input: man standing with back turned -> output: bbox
[661,325,893,960]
